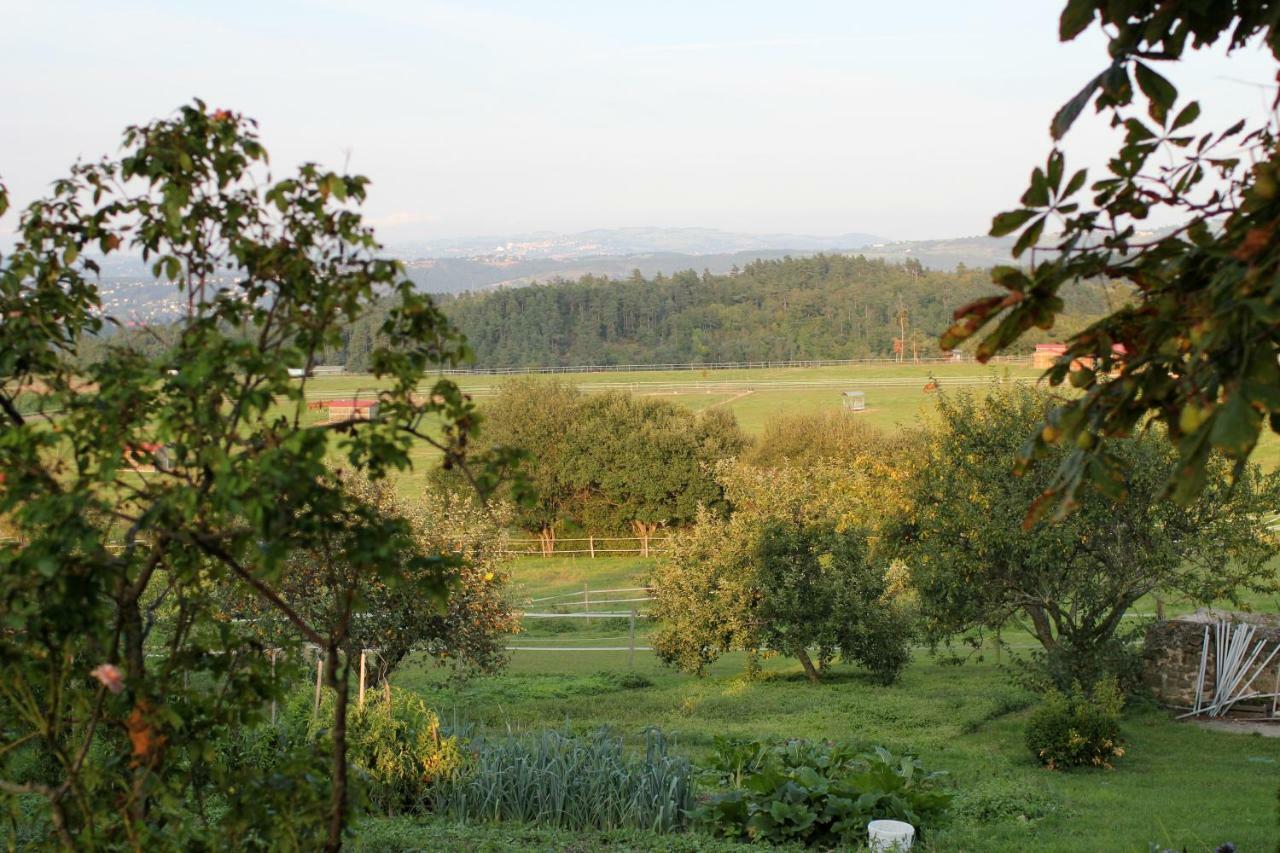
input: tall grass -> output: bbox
[431,728,693,833]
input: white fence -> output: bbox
[515,586,654,656]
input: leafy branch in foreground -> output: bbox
[943,1,1280,521]
[0,102,521,850]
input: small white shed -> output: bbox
[841,391,866,412]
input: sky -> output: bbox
[3,0,1277,243]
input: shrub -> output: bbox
[697,737,951,847]
[431,728,694,833]
[348,690,463,814]
[219,687,461,816]
[1024,679,1125,770]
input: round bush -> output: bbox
[1024,679,1125,770]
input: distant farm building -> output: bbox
[311,399,380,423]
[1032,343,1069,369]
[841,391,866,412]
[1033,343,1128,372]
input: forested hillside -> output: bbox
[78,254,1120,370]
[333,254,1119,369]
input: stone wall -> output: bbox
[1143,609,1280,710]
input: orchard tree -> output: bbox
[650,422,916,684]
[234,472,519,683]
[898,385,1280,689]
[466,378,747,535]
[0,103,520,849]
[945,1,1280,520]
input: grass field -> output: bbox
[301,362,1280,475]
[322,363,1280,850]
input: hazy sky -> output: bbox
[3,1,1276,242]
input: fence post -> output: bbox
[583,582,590,626]
[358,650,367,709]
[589,535,595,558]
[629,607,637,670]
[314,653,323,716]
[1156,596,1166,621]
[270,649,277,725]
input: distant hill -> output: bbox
[388,226,884,260]
[393,229,1020,295]
[51,227,1029,319]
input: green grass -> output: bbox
[377,551,1280,851]
[391,645,1280,851]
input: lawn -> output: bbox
[390,644,1280,851]
[372,553,1280,851]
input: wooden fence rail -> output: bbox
[504,535,672,558]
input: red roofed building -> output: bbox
[312,399,380,424]
[1033,343,1129,373]
[1032,343,1068,369]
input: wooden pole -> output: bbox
[583,583,590,626]
[629,607,637,670]
[589,535,595,559]
[270,649,277,725]
[1156,596,1166,621]
[358,650,367,709]
[314,654,323,716]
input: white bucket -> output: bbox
[867,819,915,852]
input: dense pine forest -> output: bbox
[332,254,1118,369]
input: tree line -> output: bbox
[320,255,1120,370]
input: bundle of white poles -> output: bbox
[1179,620,1280,718]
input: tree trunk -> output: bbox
[324,646,350,853]
[794,648,821,683]
[1024,605,1058,653]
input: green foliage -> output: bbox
[743,409,919,469]
[756,524,911,684]
[944,0,1280,514]
[900,384,1280,691]
[697,737,951,847]
[651,514,913,683]
[424,255,1113,369]
[464,378,746,533]
[948,778,1061,824]
[431,728,694,833]
[220,687,461,818]
[346,690,463,815]
[651,421,916,683]
[231,473,519,682]
[0,103,513,848]
[1024,679,1126,771]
